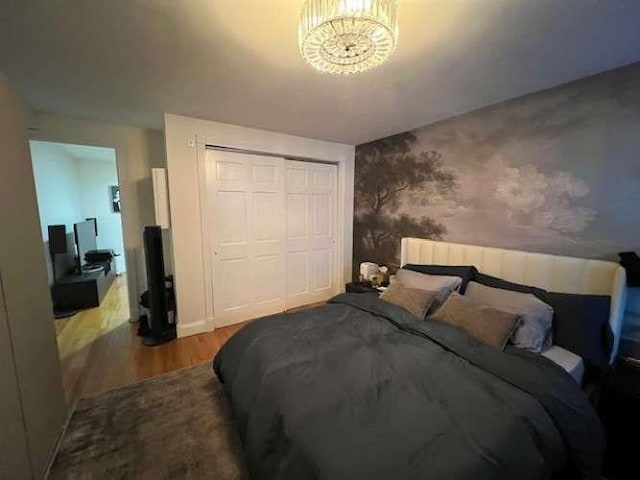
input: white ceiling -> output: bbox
[2,0,640,145]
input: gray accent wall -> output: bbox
[354,63,640,273]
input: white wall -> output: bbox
[164,113,355,337]
[0,77,67,480]
[75,158,126,273]
[29,112,170,321]
[30,141,82,239]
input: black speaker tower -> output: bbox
[142,226,176,346]
[48,224,69,280]
[48,225,67,257]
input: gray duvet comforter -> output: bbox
[213,293,604,480]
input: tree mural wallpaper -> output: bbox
[353,63,640,277]
[354,132,456,274]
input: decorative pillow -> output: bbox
[402,265,478,294]
[395,269,462,293]
[430,292,521,349]
[540,292,612,369]
[474,273,547,298]
[379,283,439,320]
[464,282,554,353]
[395,269,462,315]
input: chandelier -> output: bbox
[298,0,399,75]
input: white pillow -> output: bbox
[464,282,553,353]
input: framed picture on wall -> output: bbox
[110,186,121,213]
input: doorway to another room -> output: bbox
[29,140,131,404]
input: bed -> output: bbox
[400,238,627,374]
[213,238,627,480]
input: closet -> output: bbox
[205,149,338,327]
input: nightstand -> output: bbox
[345,282,381,294]
[600,358,640,479]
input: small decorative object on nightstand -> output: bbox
[600,357,640,479]
[359,262,389,287]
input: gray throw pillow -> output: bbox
[465,282,554,353]
[395,269,462,293]
[430,292,522,350]
[394,269,462,314]
[380,283,439,320]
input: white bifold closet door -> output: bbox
[206,149,337,327]
[285,160,337,309]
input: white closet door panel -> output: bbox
[217,259,250,310]
[312,248,332,291]
[286,166,308,191]
[213,184,252,322]
[255,255,282,305]
[216,158,248,182]
[217,191,248,246]
[312,193,333,242]
[285,160,337,309]
[252,185,285,309]
[311,168,333,189]
[252,164,278,184]
[310,192,334,297]
[286,193,308,254]
[286,194,308,238]
[215,190,250,282]
[254,192,282,259]
[207,149,285,327]
[287,251,310,296]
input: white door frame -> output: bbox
[196,141,215,331]
[196,140,344,331]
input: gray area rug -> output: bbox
[48,362,249,479]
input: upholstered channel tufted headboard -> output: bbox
[400,238,628,364]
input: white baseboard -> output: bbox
[177,320,208,338]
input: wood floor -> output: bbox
[55,275,245,406]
